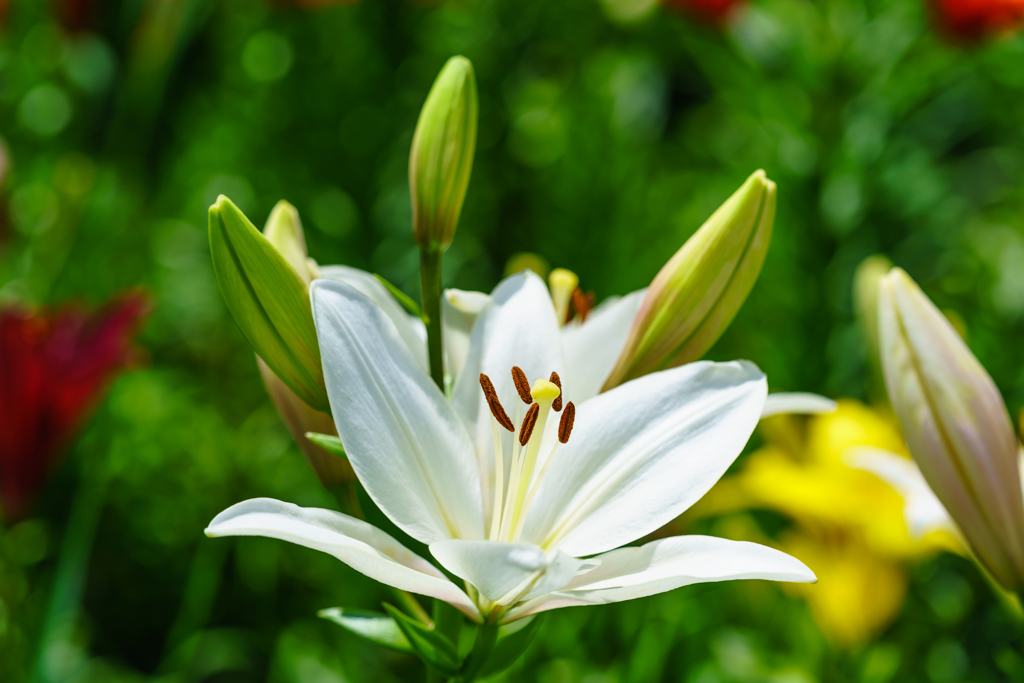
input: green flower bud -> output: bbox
[879,268,1024,590]
[263,199,318,285]
[853,255,892,361]
[603,170,775,390]
[208,195,329,412]
[257,357,350,486]
[410,56,478,251]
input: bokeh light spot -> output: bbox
[64,37,117,94]
[309,188,360,238]
[242,31,294,83]
[18,84,72,136]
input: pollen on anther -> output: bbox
[479,373,514,432]
[519,402,540,446]
[548,372,563,412]
[511,366,533,405]
[571,288,594,323]
[558,401,575,443]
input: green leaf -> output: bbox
[374,273,425,320]
[476,615,544,679]
[209,196,330,412]
[305,432,346,459]
[383,603,461,676]
[318,608,412,653]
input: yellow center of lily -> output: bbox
[479,369,575,544]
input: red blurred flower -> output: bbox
[0,291,150,522]
[931,0,1024,40]
[663,0,745,23]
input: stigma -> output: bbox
[478,367,575,543]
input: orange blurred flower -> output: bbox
[0,291,149,521]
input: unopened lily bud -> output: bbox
[410,56,478,251]
[879,267,1024,590]
[853,255,891,361]
[603,170,775,390]
[263,200,318,285]
[257,358,351,486]
[209,195,329,412]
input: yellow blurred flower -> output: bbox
[685,399,960,647]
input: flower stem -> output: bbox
[420,246,446,391]
[30,465,107,683]
[459,622,499,683]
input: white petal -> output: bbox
[429,539,592,604]
[311,279,484,544]
[760,392,837,419]
[845,447,955,539]
[506,535,815,621]
[561,289,646,403]
[318,265,427,371]
[450,272,567,524]
[442,288,491,383]
[206,498,479,619]
[521,361,767,557]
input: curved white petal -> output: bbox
[429,539,593,604]
[311,279,484,544]
[845,447,955,539]
[450,272,567,524]
[561,289,646,403]
[760,392,837,419]
[318,265,427,371]
[206,498,479,619]
[505,535,815,621]
[442,288,491,383]
[521,361,767,557]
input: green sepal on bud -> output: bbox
[410,56,478,252]
[209,195,330,413]
[603,170,776,390]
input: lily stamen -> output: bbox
[550,371,563,412]
[558,401,575,443]
[479,373,515,432]
[481,368,571,542]
[571,288,594,322]
[511,366,533,404]
[519,403,540,446]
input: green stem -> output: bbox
[459,623,499,683]
[420,247,445,391]
[30,468,108,683]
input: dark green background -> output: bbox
[1,0,1023,680]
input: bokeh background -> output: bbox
[2,0,1024,680]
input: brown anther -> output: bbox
[479,373,514,432]
[519,403,540,446]
[558,401,575,443]
[511,366,533,405]
[571,288,593,323]
[549,371,563,412]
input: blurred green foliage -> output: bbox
[1,0,1023,680]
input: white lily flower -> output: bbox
[207,271,815,623]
